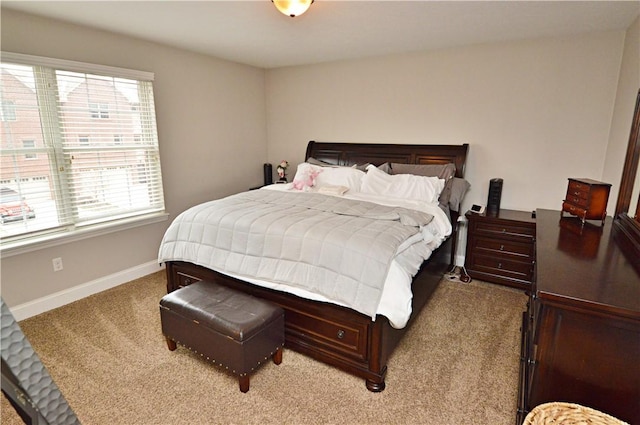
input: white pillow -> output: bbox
[293,162,365,192]
[361,164,445,204]
[315,165,365,191]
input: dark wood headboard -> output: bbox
[305,141,469,178]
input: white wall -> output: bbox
[0,9,267,315]
[266,32,625,216]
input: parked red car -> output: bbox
[0,188,36,223]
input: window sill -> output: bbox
[0,212,169,258]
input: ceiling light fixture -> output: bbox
[272,0,313,18]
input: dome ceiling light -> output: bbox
[272,0,314,18]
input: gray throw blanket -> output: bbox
[159,190,434,319]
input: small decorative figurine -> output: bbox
[276,160,289,183]
[292,167,321,191]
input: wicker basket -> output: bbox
[523,402,629,425]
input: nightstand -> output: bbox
[464,209,536,290]
[561,178,611,225]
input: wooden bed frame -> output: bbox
[164,141,469,391]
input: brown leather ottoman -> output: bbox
[159,280,284,392]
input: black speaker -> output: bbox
[486,178,503,216]
[263,163,273,186]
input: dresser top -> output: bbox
[535,209,640,319]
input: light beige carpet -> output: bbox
[1,271,526,425]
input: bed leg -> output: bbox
[366,378,386,392]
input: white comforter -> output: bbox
[159,184,451,328]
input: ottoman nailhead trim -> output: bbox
[165,333,283,378]
[170,341,283,375]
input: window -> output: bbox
[1,100,16,121]
[0,52,166,251]
[22,140,36,159]
[89,102,109,119]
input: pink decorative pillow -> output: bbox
[292,164,322,191]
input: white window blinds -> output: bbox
[1,53,165,249]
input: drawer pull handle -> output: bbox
[500,244,504,251]
[573,191,580,195]
[498,263,502,269]
[184,278,192,285]
[337,330,345,339]
[501,228,506,233]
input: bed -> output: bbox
[160,140,469,391]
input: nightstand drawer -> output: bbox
[472,236,534,260]
[471,254,533,281]
[473,221,535,242]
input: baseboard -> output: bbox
[9,261,165,321]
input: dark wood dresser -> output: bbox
[465,209,536,290]
[517,209,640,424]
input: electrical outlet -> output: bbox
[52,257,63,272]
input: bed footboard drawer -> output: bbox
[175,271,201,289]
[285,308,369,361]
[166,264,203,292]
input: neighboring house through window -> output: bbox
[0,52,166,252]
